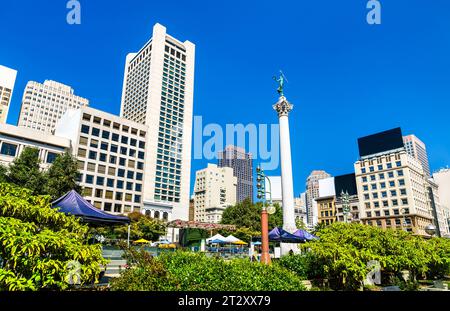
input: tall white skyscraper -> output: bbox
[120,23,195,220]
[305,170,331,227]
[18,80,89,133]
[0,65,17,124]
[403,134,431,178]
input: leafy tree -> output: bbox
[0,183,106,291]
[301,222,450,290]
[43,152,81,200]
[220,198,283,232]
[296,218,308,231]
[0,164,7,183]
[6,147,46,195]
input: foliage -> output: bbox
[43,152,82,200]
[301,222,450,290]
[0,183,107,291]
[2,147,81,199]
[94,212,166,242]
[220,198,283,232]
[6,147,46,195]
[295,218,308,231]
[0,164,7,183]
[111,248,306,291]
[276,252,322,280]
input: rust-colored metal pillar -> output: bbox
[260,209,271,264]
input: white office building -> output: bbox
[18,80,89,133]
[433,168,450,235]
[120,23,195,221]
[0,123,70,168]
[404,134,431,178]
[193,164,237,223]
[0,65,17,124]
[55,107,148,216]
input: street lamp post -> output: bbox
[256,165,274,265]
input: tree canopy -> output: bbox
[1,147,81,200]
[0,183,106,291]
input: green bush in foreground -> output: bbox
[111,248,306,291]
[0,183,107,291]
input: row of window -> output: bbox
[0,142,58,163]
[365,198,409,209]
[361,161,402,173]
[362,179,406,191]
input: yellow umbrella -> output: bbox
[233,240,248,245]
[133,238,151,244]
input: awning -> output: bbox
[52,190,130,225]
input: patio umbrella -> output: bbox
[233,240,248,245]
[134,238,151,244]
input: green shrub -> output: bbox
[111,248,306,291]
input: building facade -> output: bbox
[0,65,17,124]
[305,170,331,228]
[218,145,253,203]
[55,107,148,216]
[294,193,308,227]
[0,124,70,168]
[265,176,282,205]
[193,164,237,223]
[433,168,450,236]
[120,23,195,221]
[404,134,431,178]
[316,196,336,226]
[355,129,433,236]
[18,80,89,133]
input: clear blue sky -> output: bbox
[1,1,449,197]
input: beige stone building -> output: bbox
[193,164,237,223]
[0,65,17,124]
[355,149,433,235]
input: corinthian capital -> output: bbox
[273,96,294,117]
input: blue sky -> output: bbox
[1,0,449,197]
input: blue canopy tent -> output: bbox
[52,190,131,244]
[268,227,305,243]
[293,229,319,242]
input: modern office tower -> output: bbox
[265,176,282,205]
[355,128,434,236]
[120,23,195,221]
[193,164,237,223]
[55,107,148,216]
[0,123,70,168]
[0,65,17,124]
[403,134,431,177]
[18,80,89,133]
[426,178,449,236]
[433,168,450,235]
[218,145,253,203]
[305,170,331,228]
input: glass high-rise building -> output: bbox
[218,145,253,203]
[120,23,195,221]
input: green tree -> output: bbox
[43,152,81,200]
[220,198,283,232]
[0,183,106,291]
[0,164,7,183]
[296,218,308,231]
[6,147,46,195]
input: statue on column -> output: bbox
[273,70,288,97]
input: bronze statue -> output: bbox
[273,70,287,97]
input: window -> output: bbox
[95,189,103,198]
[369,166,374,172]
[126,182,133,190]
[136,173,143,181]
[81,125,90,134]
[79,136,88,146]
[77,148,87,157]
[100,153,107,162]
[399,179,405,186]
[370,175,376,181]
[380,182,386,189]
[85,175,94,184]
[46,152,58,164]
[101,142,108,151]
[371,184,377,190]
[0,143,17,156]
[379,173,385,179]
[107,179,114,187]
[88,151,97,160]
[119,158,126,166]
[112,133,119,142]
[105,191,113,199]
[104,203,112,212]
[398,170,404,176]
[362,177,367,182]
[117,180,124,189]
[363,185,369,191]
[391,190,397,197]
[120,147,127,155]
[98,165,106,174]
[381,191,387,198]
[402,198,408,205]
[378,165,383,170]
[92,127,100,137]
[111,144,118,153]
[400,189,407,195]
[396,161,401,167]
[130,138,137,147]
[135,184,142,192]
[389,181,395,187]
[137,162,144,170]
[139,141,145,149]
[392,199,398,206]
[127,171,134,179]
[361,168,366,174]
[121,136,128,144]
[118,169,125,177]
[102,130,110,139]
[96,176,105,186]
[138,151,145,160]
[388,172,394,178]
